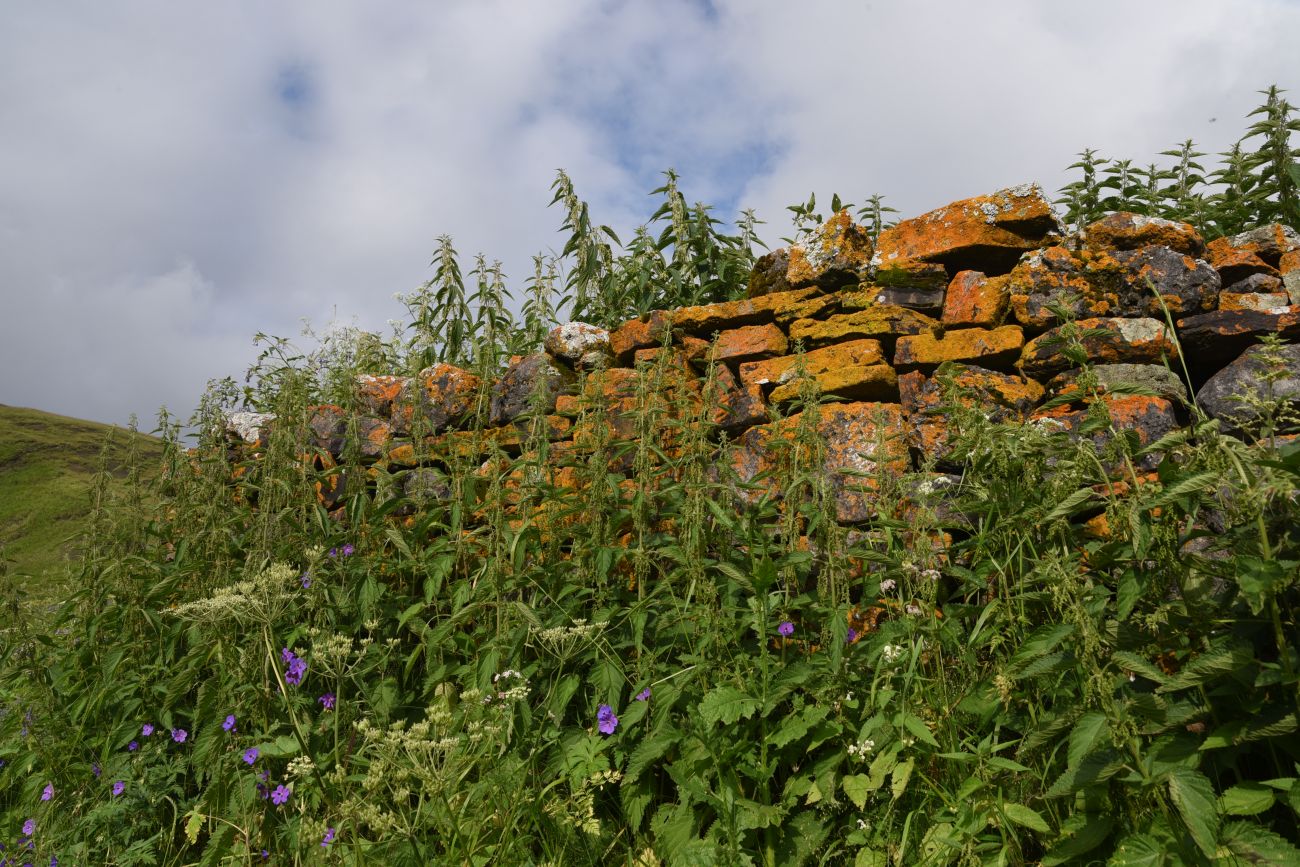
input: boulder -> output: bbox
[768,362,898,406]
[942,271,1010,327]
[894,325,1025,370]
[395,363,481,434]
[747,211,874,297]
[710,323,789,363]
[873,184,1062,277]
[712,365,769,432]
[1048,363,1190,405]
[739,339,887,391]
[544,323,612,369]
[1173,307,1300,371]
[489,353,575,426]
[1222,273,1284,296]
[356,375,409,417]
[788,305,938,348]
[1008,246,1128,327]
[402,467,453,506]
[356,417,392,460]
[1218,292,1292,313]
[1080,212,1204,257]
[668,288,822,334]
[1206,237,1280,284]
[1020,317,1178,376]
[1112,246,1220,316]
[609,316,670,362]
[899,364,1043,459]
[307,405,348,455]
[225,411,274,446]
[1029,394,1181,470]
[1195,342,1300,435]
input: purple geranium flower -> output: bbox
[22,819,35,836]
[596,704,618,735]
[243,747,259,765]
[342,543,355,556]
[635,688,651,702]
[40,784,53,802]
[270,785,290,805]
[328,548,337,558]
[300,572,311,589]
[222,714,236,732]
[284,654,307,687]
[846,628,858,643]
[141,724,154,737]
[318,693,335,710]
[127,740,138,752]
[112,781,125,797]
[321,827,336,847]
[172,728,187,743]
[777,621,794,637]
[92,762,101,778]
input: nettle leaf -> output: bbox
[1166,767,1218,858]
[770,704,829,750]
[1218,782,1275,816]
[1219,820,1300,864]
[898,712,939,748]
[1041,814,1114,866]
[1235,556,1288,615]
[1045,749,1124,798]
[891,758,914,801]
[1068,712,1109,768]
[1157,639,1253,692]
[698,685,760,727]
[1002,803,1052,834]
[842,773,871,810]
[1108,832,1171,867]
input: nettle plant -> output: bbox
[0,86,1298,866]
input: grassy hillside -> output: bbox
[0,404,163,597]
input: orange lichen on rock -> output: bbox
[710,323,789,362]
[1020,317,1178,376]
[767,362,898,405]
[873,184,1061,275]
[738,339,886,390]
[788,305,938,347]
[894,325,1025,369]
[942,271,1010,327]
[1080,212,1204,257]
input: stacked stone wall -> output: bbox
[225,185,1300,532]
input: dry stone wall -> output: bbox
[225,184,1300,531]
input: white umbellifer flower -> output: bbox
[881,644,904,664]
[880,578,897,592]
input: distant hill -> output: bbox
[0,404,164,598]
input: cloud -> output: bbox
[1,1,1296,428]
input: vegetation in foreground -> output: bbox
[0,87,1297,866]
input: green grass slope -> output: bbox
[0,404,163,594]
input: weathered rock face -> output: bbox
[1196,343,1300,434]
[942,271,1010,327]
[544,323,611,370]
[1020,318,1178,376]
[894,325,1025,370]
[1048,364,1190,405]
[1079,212,1204,257]
[394,363,481,435]
[899,364,1043,459]
[307,405,349,454]
[1173,307,1300,371]
[747,211,874,297]
[490,353,575,426]
[1030,394,1180,469]
[789,305,938,347]
[226,411,274,446]
[873,184,1062,276]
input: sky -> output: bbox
[2,0,1298,430]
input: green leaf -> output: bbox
[891,758,914,801]
[1045,749,1124,798]
[1167,767,1218,858]
[253,735,301,759]
[1218,782,1275,816]
[854,849,888,867]
[1109,833,1170,867]
[698,685,760,727]
[1041,815,1114,866]
[1068,712,1109,768]
[1219,820,1300,864]
[1236,556,1287,615]
[842,774,871,810]
[1044,487,1097,521]
[899,713,940,748]
[1158,639,1253,692]
[198,822,235,867]
[183,809,203,846]
[1002,803,1052,834]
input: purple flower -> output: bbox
[270,785,290,805]
[635,688,651,702]
[222,714,236,732]
[243,747,259,765]
[22,819,35,836]
[261,850,269,861]
[256,782,269,800]
[92,762,101,778]
[300,572,311,589]
[318,693,335,710]
[846,628,858,643]
[596,704,618,735]
[284,654,307,687]
[40,784,53,802]
[778,621,794,637]
[321,827,336,847]
[281,647,295,663]
[51,855,59,866]
[342,544,355,557]
[141,724,154,737]
[112,781,125,797]
[171,728,187,743]
[328,548,337,558]
[127,740,138,752]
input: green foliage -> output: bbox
[1057,84,1300,236]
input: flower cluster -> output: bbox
[596,704,618,735]
[327,544,355,558]
[281,647,307,686]
[847,738,876,759]
[880,643,905,665]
